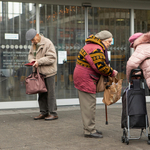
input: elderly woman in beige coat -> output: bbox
[26,28,58,121]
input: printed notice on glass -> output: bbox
[5,33,19,40]
[58,51,67,64]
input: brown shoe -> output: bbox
[34,114,48,120]
[45,115,58,121]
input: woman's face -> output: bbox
[102,37,113,49]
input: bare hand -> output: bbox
[113,70,118,77]
[33,61,39,68]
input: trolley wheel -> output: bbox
[147,140,150,145]
[125,137,129,145]
[122,128,127,143]
[148,134,150,140]
[121,136,125,143]
[126,138,129,145]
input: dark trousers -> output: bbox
[38,75,57,115]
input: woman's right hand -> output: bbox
[113,70,118,77]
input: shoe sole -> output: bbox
[34,117,45,120]
[84,135,103,138]
[45,117,58,121]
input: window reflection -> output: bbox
[40,5,131,99]
[0,2,36,102]
[1,2,150,102]
[40,5,85,99]
[88,8,130,95]
[134,10,150,33]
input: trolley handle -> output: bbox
[129,68,144,82]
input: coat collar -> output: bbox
[85,34,105,50]
[38,35,45,45]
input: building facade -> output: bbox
[0,0,150,109]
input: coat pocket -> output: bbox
[90,74,99,84]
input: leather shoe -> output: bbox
[34,114,48,120]
[45,115,58,121]
[84,131,103,138]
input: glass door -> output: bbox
[88,7,130,95]
[0,2,36,102]
[39,4,85,99]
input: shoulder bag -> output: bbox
[96,75,109,92]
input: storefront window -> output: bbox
[134,10,150,95]
[40,5,130,99]
[88,7,130,94]
[1,2,147,102]
[0,2,36,102]
[134,10,150,33]
[40,5,85,99]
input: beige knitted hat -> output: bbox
[95,30,112,40]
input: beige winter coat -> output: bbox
[28,35,57,78]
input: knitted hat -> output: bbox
[95,30,113,40]
[26,28,37,40]
[129,32,143,48]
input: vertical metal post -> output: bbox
[130,9,134,55]
[128,116,130,138]
[36,3,40,33]
[36,3,39,101]
[146,115,148,136]
[85,7,88,40]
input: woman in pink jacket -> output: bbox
[126,31,150,89]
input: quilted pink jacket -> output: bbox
[126,32,150,88]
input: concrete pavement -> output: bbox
[0,103,150,150]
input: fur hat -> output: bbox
[95,30,113,40]
[129,32,143,48]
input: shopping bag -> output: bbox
[102,77,123,105]
[25,69,47,94]
[96,75,109,92]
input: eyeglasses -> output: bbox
[105,39,112,44]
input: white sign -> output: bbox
[5,33,19,40]
[108,51,111,61]
[58,51,67,64]
[111,38,114,45]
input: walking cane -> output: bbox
[105,104,108,125]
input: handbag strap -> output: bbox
[36,68,40,77]
[31,67,40,78]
